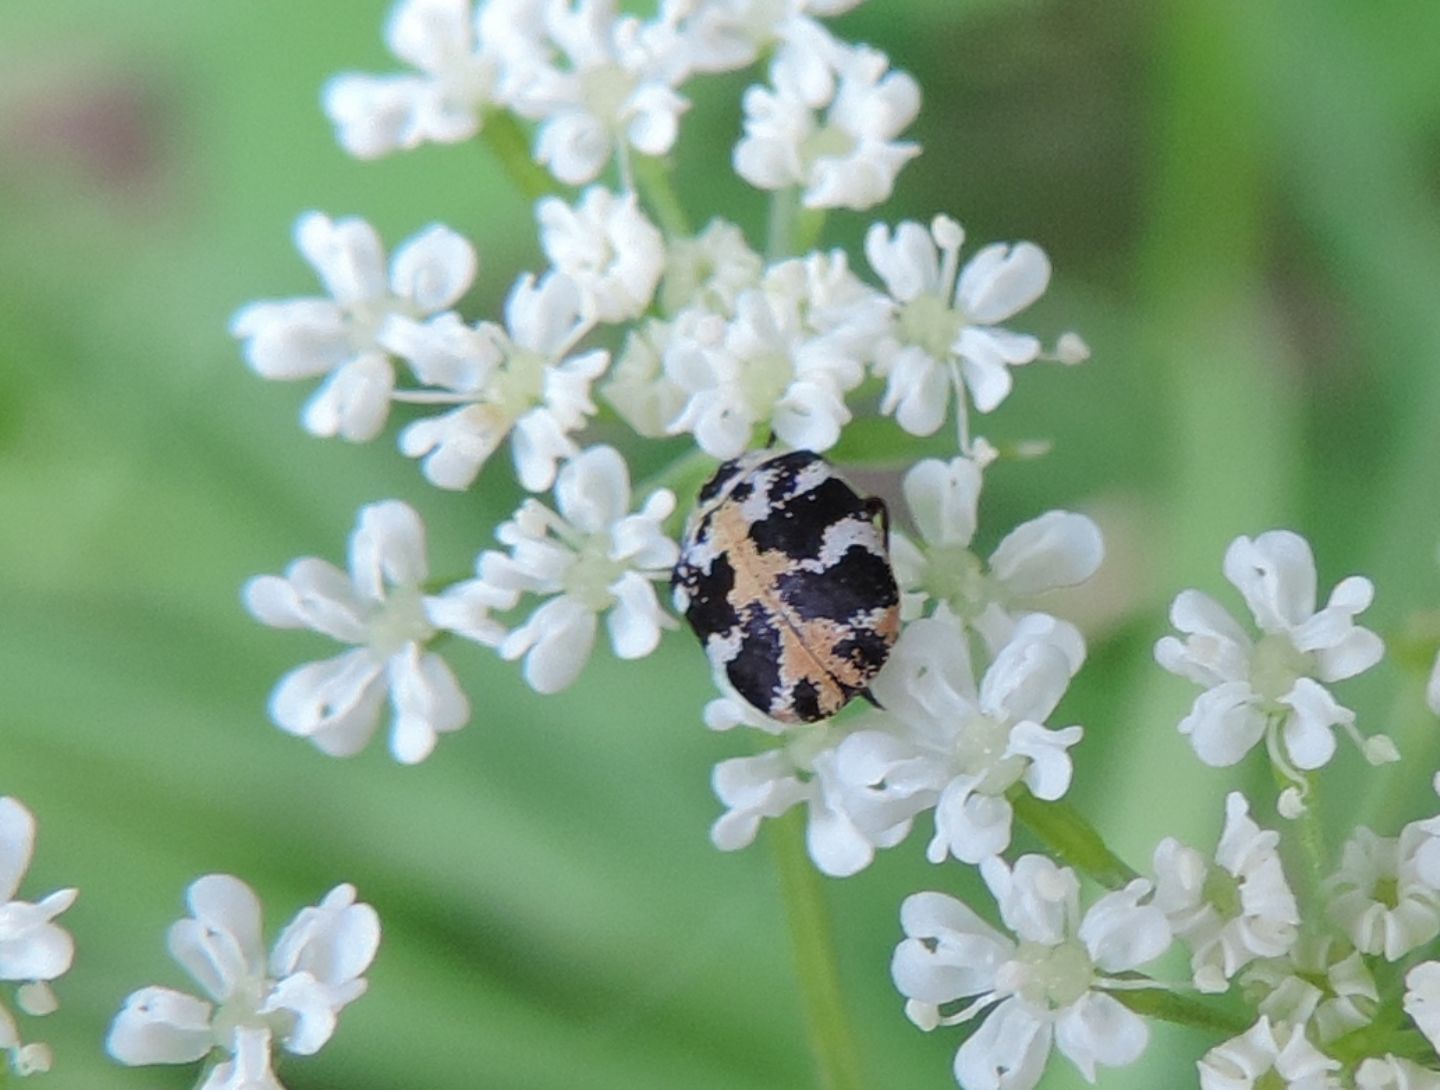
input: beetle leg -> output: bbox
[863,497,891,546]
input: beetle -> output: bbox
[671,449,900,724]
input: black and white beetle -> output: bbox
[671,449,900,724]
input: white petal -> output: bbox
[1054,991,1149,1081]
[903,456,980,548]
[389,224,477,312]
[105,986,215,1066]
[504,596,598,694]
[386,646,469,764]
[1279,677,1343,770]
[269,649,387,756]
[0,798,36,903]
[301,353,395,442]
[955,242,1050,325]
[990,511,1103,596]
[1223,531,1317,632]
[605,572,667,659]
[1178,681,1267,767]
[1079,880,1171,972]
[231,299,351,379]
[295,212,387,307]
[350,500,428,598]
[555,445,631,535]
[864,220,939,303]
[953,997,1052,1090]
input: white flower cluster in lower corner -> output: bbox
[892,855,1172,1090]
[244,499,494,764]
[107,875,379,1090]
[1156,529,1392,817]
[0,798,76,1078]
[709,611,1086,877]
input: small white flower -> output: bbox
[473,446,679,694]
[658,218,763,316]
[1152,792,1299,993]
[390,271,608,492]
[735,38,919,210]
[323,0,546,158]
[663,250,884,458]
[0,799,76,1078]
[231,212,477,441]
[1242,935,1378,1047]
[244,500,494,763]
[1197,1016,1340,1090]
[107,875,379,1090]
[1155,530,1389,801]
[603,319,691,438]
[538,187,666,323]
[1357,1055,1440,1090]
[510,0,690,185]
[892,856,1171,1090]
[710,721,905,877]
[866,215,1061,430]
[1327,827,1440,961]
[835,612,1084,865]
[891,452,1103,648]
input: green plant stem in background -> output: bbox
[480,112,564,201]
[632,154,693,239]
[1009,786,1139,891]
[767,811,867,1090]
[765,187,799,261]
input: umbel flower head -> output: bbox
[244,500,492,763]
[231,212,477,442]
[107,875,380,1090]
[1156,529,1392,814]
[892,855,1172,1090]
[0,798,77,1078]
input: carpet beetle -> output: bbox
[672,449,901,724]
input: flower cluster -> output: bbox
[107,875,379,1090]
[208,1,1440,1090]
[0,798,76,1078]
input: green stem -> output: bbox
[793,207,827,255]
[631,154,692,238]
[766,187,800,261]
[479,112,564,202]
[1111,984,1250,1037]
[1009,787,1139,891]
[768,811,867,1090]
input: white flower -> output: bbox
[1197,1017,1340,1090]
[107,875,379,1090]
[710,720,906,877]
[509,0,690,185]
[1155,530,1389,804]
[892,856,1171,1090]
[835,612,1084,866]
[472,446,679,694]
[866,215,1061,430]
[323,0,546,158]
[735,38,919,210]
[1327,827,1440,961]
[1242,936,1378,1047]
[663,250,884,458]
[658,218,763,316]
[0,799,76,1078]
[891,452,1103,649]
[667,0,861,74]
[1152,792,1299,993]
[538,187,666,323]
[390,271,608,492]
[244,500,495,763]
[1357,1056,1440,1090]
[604,319,690,438]
[231,212,477,441]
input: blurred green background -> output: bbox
[4,0,1440,1087]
